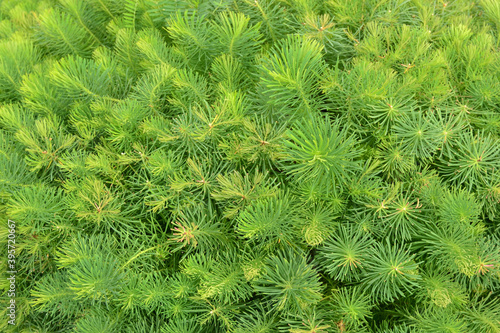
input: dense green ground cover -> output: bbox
[1,0,500,332]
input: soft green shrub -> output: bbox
[0,0,499,332]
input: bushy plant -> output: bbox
[0,0,499,332]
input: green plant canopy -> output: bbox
[0,0,499,332]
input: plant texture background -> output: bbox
[0,0,500,332]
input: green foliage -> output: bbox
[362,240,421,302]
[7,184,66,233]
[283,113,363,192]
[0,39,40,102]
[237,190,298,249]
[34,7,97,58]
[392,110,440,160]
[65,176,142,234]
[316,225,373,282]
[212,169,278,218]
[212,11,262,65]
[331,286,373,330]
[258,35,328,116]
[439,130,500,191]
[49,55,115,102]
[167,11,216,71]
[1,0,500,332]
[253,250,323,314]
[169,207,230,255]
[15,116,76,176]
